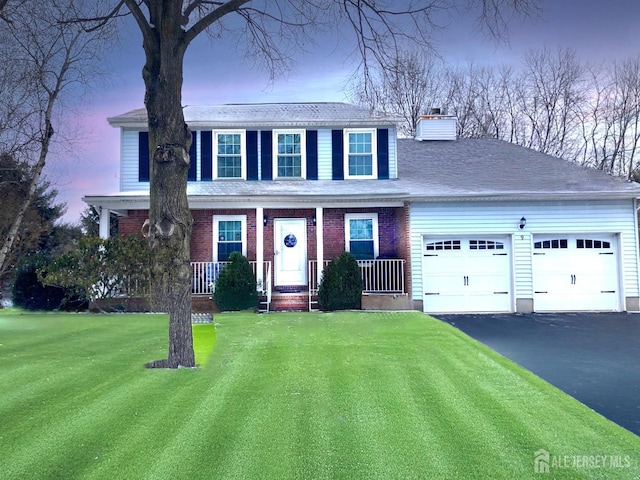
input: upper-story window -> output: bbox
[214,131,245,179]
[344,128,377,179]
[274,130,306,179]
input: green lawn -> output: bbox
[0,311,638,479]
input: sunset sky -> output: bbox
[50,0,640,223]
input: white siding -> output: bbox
[316,127,397,180]
[410,200,640,309]
[388,126,398,179]
[317,129,332,180]
[120,128,147,192]
[415,117,456,141]
[119,125,397,188]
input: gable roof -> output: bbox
[85,113,640,211]
[108,102,400,129]
[397,138,640,200]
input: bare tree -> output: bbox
[82,0,541,368]
[350,49,447,137]
[593,57,640,178]
[0,0,109,297]
[514,47,587,158]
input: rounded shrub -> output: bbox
[213,252,258,311]
[318,251,363,311]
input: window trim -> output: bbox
[272,129,306,179]
[213,130,246,180]
[212,214,247,262]
[344,213,379,259]
[344,128,377,180]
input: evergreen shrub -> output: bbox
[213,252,258,311]
[318,251,363,311]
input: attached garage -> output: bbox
[532,234,620,311]
[422,236,512,313]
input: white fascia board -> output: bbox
[408,192,640,202]
[83,193,406,211]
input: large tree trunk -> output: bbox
[141,9,195,369]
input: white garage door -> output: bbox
[422,237,512,313]
[532,234,619,311]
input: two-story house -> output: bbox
[84,102,640,314]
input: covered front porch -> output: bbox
[191,257,407,311]
[92,197,411,311]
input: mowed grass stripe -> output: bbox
[1,317,169,479]
[1,311,639,480]
[0,315,167,429]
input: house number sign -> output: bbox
[284,233,297,248]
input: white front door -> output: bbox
[274,218,307,286]
[422,236,512,313]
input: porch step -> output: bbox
[270,292,310,311]
[309,292,320,311]
[258,295,270,313]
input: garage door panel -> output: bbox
[422,236,512,313]
[532,234,619,312]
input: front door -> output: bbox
[274,218,307,286]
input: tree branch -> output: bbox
[184,0,251,45]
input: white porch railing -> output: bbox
[191,261,272,309]
[357,259,406,293]
[308,258,406,294]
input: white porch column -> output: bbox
[315,206,324,286]
[98,207,110,239]
[256,207,264,289]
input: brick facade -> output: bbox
[117,205,411,298]
[118,207,407,264]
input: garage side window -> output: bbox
[469,240,504,250]
[345,213,379,259]
[534,239,568,249]
[576,239,611,249]
[213,215,247,262]
[425,240,461,251]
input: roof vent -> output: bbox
[415,111,457,141]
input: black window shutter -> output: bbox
[200,131,212,181]
[261,130,272,180]
[331,129,344,180]
[188,131,197,181]
[247,130,259,180]
[306,130,318,180]
[138,131,149,182]
[377,128,389,179]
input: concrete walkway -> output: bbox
[436,313,640,437]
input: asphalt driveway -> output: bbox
[435,313,640,437]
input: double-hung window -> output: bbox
[213,215,247,262]
[214,131,245,179]
[345,213,379,260]
[344,128,377,179]
[274,130,305,179]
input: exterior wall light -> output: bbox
[263,215,268,226]
[519,216,526,230]
[312,213,316,226]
